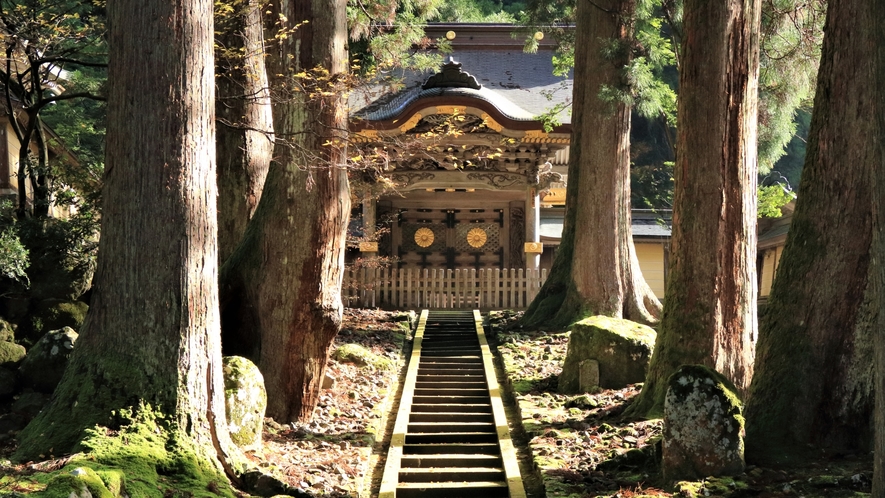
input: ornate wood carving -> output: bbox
[466,172,526,188]
[390,172,435,186]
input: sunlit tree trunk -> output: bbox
[220,0,350,422]
[215,0,273,264]
[15,0,236,473]
[522,0,661,329]
[628,0,760,418]
[744,0,877,463]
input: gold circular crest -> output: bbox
[466,227,488,248]
[414,227,435,248]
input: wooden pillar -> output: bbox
[525,186,540,269]
[360,191,378,258]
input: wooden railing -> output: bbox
[344,267,548,310]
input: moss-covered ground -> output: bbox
[1,404,236,498]
[490,310,874,498]
[0,308,409,497]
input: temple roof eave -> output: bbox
[350,93,572,138]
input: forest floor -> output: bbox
[0,308,875,497]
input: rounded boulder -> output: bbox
[662,364,745,481]
[558,315,655,393]
[18,326,78,393]
[223,356,267,450]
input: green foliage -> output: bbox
[0,201,29,286]
[430,0,522,22]
[770,107,810,187]
[40,65,106,208]
[758,184,795,218]
[631,161,674,209]
[757,0,824,173]
[348,0,445,73]
[0,0,107,217]
[0,227,29,286]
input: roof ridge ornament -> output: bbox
[422,57,482,90]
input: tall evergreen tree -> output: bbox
[15,0,236,473]
[215,0,274,264]
[220,0,350,422]
[744,0,877,462]
[520,0,663,329]
[628,0,761,417]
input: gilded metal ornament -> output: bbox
[414,227,435,248]
[467,227,488,248]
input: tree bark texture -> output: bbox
[215,0,274,264]
[521,0,661,330]
[744,0,877,463]
[628,0,760,418]
[220,0,350,423]
[874,1,885,493]
[16,0,235,470]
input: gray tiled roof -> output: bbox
[355,85,536,122]
[539,216,671,240]
[759,223,790,242]
[351,50,573,124]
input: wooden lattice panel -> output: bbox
[455,223,500,253]
[402,223,446,252]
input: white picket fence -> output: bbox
[344,267,548,310]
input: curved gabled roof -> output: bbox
[355,85,536,123]
[351,57,570,135]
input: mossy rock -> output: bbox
[663,365,745,481]
[18,327,79,393]
[39,466,115,498]
[332,343,392,370]
[558,316,655,393]
[222,356,267,450]
[23,299,87,343]
[0,340,26,368]
[0,318,14,342]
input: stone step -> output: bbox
[395,481,509,498]
[399,466,506,483]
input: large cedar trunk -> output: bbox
[215,0,273,264]
[521,0,661,329]
[875,1,885,492]
[628,0,760,418]
[220,0,350,423]
[15,0,234,468]
[744,0,876,463]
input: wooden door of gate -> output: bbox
[395,207,509,270]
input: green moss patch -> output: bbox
[332,343,392,370]
[14,403,235,498]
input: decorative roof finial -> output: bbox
[422,57,482,90]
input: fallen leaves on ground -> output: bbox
[490,310,873,498]
[246,308,409,497]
